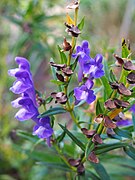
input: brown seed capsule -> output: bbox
[107,128,115,136]
[50,62,66,71]
[109,82,119,89]
[114,98,130,108]
[94,114,104,124]
[65,23,81,37]
[92,134,103,144]
[81,128,96,138]
[66,1,79,9]
[51,92,67,104]
[127,72,135,84]
[118,83,131,96]
[123,61,135,71]
[62,67,73,76]
[88,151,99,164]
[56,73,65,82]
[68,158,81,167]
[63,37,72,51]
[104,99,116,110]
[104,116,117,129]
[113,54,124,66]
[77,163,85,175]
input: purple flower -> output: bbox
[116,119,133,127]
[8,57,53,146]
[74,79,96,104]
[72,40,104,82]
[129,104,135,113]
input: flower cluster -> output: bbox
[73,40,104,104]
[8,57,53,146]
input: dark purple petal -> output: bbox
[15,57,30,72]
[94,54,103,64]
[11,97,22,108]
[15,108,35,121]
[116,119,133,127]
[10,80,32,94]
[85,79,94,89]
[74,87,88,101]
[86,90,96,104]
[129,104,135,113]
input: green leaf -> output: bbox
[70,57,78,71]
[86,171,100,180]
[132,113,135,132]
[91,163,110,180]
[59,124,85,151]
[57,45,67,64]
[95,142,128,155]
[50,58,57,80]
[110,69,117,82]
[16,130,41,143]
[57,131,66,143]
[45,96,53,104]
[103,58,110,81]
[78,17,85,30]
[96,100,104,116]
[121,38,130,58]
[50,79,66,85]
[100,76,112,101]
[39,107,67,118]
[124,146,135,160]
[114,127,132,139]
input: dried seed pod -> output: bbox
[56,73,65,82]
[107,128,115,136]
[62,67,73,76]
[92,134,103,144]
[66,1,79,9]
[109,81,119,89]
[88,151,99,164]
[123,61,135,71]
[77,163,85,175]
[81,128,96,138]
[65,23,81,37]
[68,158,81,167]
[114,98,130,108]
[51,92,67,104]
[94,114,104,124]
[113,54,124,66]
[104,116,117,129]
[118,83,131,96]
[127,72,135,84]
[50,62,66,71]
[63,37,72,51]
[104,99,116,110]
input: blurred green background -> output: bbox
[0,0,135,179]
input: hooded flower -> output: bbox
[8,57,53,146]
[74,79,96,104]
[72,40,104,82]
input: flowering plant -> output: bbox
[9,1,135,179]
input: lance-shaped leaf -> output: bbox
[38,107,67,118]
[57,45,67,64]
[96,100,104,116]
[78,17,85,31]
[124,146,135,160]
[114,127,132,139]
[100,76,112,101]
[59,124,85,151]
[95,142,128,155]
[90,162,110,180]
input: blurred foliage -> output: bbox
[0,0,135,179]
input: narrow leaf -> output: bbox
[39,107,67,118]
[59,124,85,151]
[96,100,104,116]
[114,127,132,139]
[124,146,135,160]
[57,45,67,64]
[91,163,110,180]
[78,17,85,30]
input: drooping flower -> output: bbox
[72,40,104,82]
[8,57,53,146]
[74,79,96,104]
